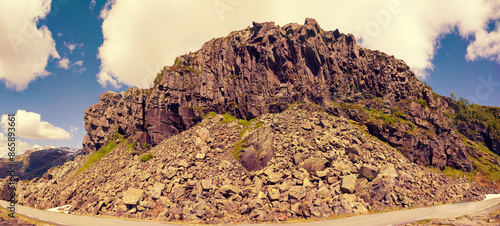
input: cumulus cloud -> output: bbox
[0,132,40,158]
[0,110,71,140]
[74,60,83,66]
[97,0,500,87]
[0,0,60,91]
[466,22,500,63]
[57,57,71,69]
[64,42,83,54]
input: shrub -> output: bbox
[140,152,154,162]
[454,97,500,139]
[416,99,428,108]
[221,113,238,123]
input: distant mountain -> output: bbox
[0,146,82,180]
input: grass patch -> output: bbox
[442,166,467,178]
[127,140,136,152]
[416,99,428,108]
[140,152,154,162]
[77,131,124,175]
[471,157,500,183]
[142,142,150,151]
[0,205,55,226]
[364,108,397,124]
[238,119,250,127]
[203,111,217,119]
[331,100,340,107]
[232,139,246,161]
[221,113,238,123]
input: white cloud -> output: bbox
[0,110,71,140]
[57,57,71,69]
[89,0,96,12]
[57,32,63,37]
[97,0,500,86]
[466,22,500,63]
[0,0,60,91]
[74,60,83,66]
[0,132,40,158]
[64,42,83,54]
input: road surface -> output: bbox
[1,196,500,226]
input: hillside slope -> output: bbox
[16,108,497,224]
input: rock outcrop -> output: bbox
[15,108,498,224]
[82,18,498,172]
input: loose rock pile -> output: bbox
[15,108,497,224]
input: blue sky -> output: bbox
[0,0,499,156]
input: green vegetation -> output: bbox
[453,97,500,139]
[128,140,136,150]
[238,119,250,127]
[221,113,238,123]
[153,68,164,86]
[232,139,246,161]
[142,142,150,150]
[470,156,500,183]
[432,92,440,101]
[140,152,154,162]
[77,131,124,174]
[364,108,397,124]
[416,99,428,108]
[441,166,467,178]
[203,111,217,119]
[174,56,181,67]
[331,100,340,107]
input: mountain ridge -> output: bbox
[0,146,82,180]
[83,18,499,173]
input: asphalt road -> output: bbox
[1,196,500,226]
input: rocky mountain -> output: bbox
[8,18,500,224]
[15,108,498,224]
[82,18,499,173]
[0,146,82,180]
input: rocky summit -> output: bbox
[15,108,497,224]
[7,18,500,224]
[82,18,499,173]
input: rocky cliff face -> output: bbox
[15,109,497,224]
[82,18,498,172]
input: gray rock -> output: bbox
[152,182,165,200]
[123,188,144,205]
[341,175,357,194]
[220,184,241,195]
[359,164,379,181]
[300,157,328,173]
[201,179,214,190]
[289,186,307,200]
[267,187,280,201]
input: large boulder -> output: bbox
[239,127,275,171]
[123,188,144,205]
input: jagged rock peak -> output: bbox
[83,18,494,174]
